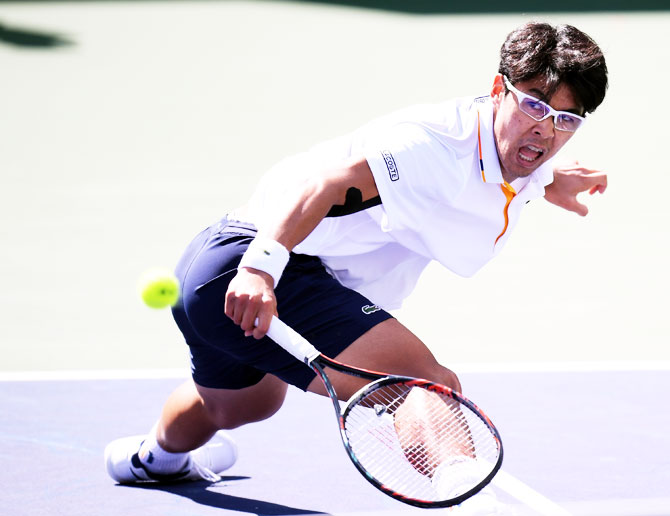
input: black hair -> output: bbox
[499,22,608,114]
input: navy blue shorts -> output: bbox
[171,217,393,391]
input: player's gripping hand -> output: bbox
[545,161,607,216]
[225,267,277,339]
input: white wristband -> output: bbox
[238,237,290,288]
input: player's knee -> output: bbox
[198,382,287,430]
[202,396,283,429]
[435,365,462,393]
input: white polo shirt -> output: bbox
[246,95,555,310]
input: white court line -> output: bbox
[453,360,670,374]
[325,469,576,516]
[326,511,424,515]
[492,469,573,516]
[0,368,190,382]
[1,361,669,382]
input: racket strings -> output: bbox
[397,395,475,473]
[344,382,500,502]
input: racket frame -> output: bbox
[266,316,503,508]
[311,355,503,508]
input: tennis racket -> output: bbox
[265,316,503,508]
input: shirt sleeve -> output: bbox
[363,122,468,235]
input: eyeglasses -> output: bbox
[503,76,585,132]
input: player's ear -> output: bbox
[491,74,505,96]
[490,74,505,109]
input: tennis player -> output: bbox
[106,21,607,512]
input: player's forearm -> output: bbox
[236,156,378,300]
[235,181,332,291]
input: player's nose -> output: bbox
[532,116,555,139]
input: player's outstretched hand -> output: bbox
[225,268,277,339]
[545,161,607,216]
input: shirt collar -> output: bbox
[476,97,504,184]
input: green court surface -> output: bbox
[1,3,668,372]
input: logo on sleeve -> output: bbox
[381,150,399,181]
[361,304,381,314]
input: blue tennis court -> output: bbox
[2,367,669,515]
[1,1,669,515]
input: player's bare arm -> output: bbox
[259,156,379,252]
[545,161,608,216]
[225,156,379,339]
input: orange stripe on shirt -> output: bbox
[477,112,516,244]
[495,182,516,244]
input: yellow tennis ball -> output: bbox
[138,269,180,309]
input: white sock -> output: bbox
[138,424,189,474]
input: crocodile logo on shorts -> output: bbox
[361,304,381,314]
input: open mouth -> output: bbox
[518,144,544,164]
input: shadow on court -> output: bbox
[1,0,668,14]
[0,20,73,48]
[302,0,670,13]
[121,477,327,515]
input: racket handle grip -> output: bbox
[265,316,321,364]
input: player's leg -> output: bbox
[106,219,288,484]
[305,316,469,471]
[306,317,461,400]
[105,373,288,484]
[106,297,290,485]
[310,317,468,469]
[156,374,288,452]
[313,319,504,513]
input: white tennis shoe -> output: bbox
[104,430,238,484]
